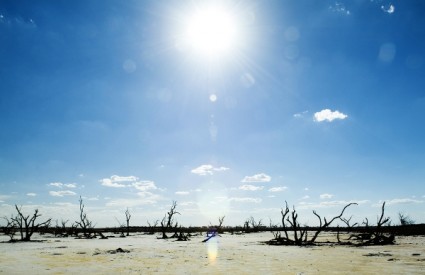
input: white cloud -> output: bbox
[26,193,37,197]
[241,173,271,183]
[132,181,157,191]
[111,175,138,182]
[228,197,262,203]
[175,191,190,195]
[49,182,63,188]
[49,190,77,197]
[299,200,369,209]
[320,200,368,207]
[381,4,395,14]
[100,178,127,188]
[301,195,310,200]
[314,109,348,122]
[268,186,287,192]
[49,182,77,188]
[239,184,264,191]
[381,198,424,206]
[294,110,308,118]
[191,164,229,176]
[100,175,142,188]
[64,183,77,188]
[320,193,334,199]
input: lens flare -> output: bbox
[206,237,219,263]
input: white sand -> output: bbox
[1,232,424,274]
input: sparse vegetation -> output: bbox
[0,199,422,246]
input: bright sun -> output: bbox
[183,6,239,58]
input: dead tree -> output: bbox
[337,215,358,243]
[54,219,69,237]
[159,201,180,239]
[2,216,18,241]
[309,202,357,243]
[5,205,52,241]
[125,208,131,236]
[398,212,415,226]
[147,220,159,235]
[268,201,356,246]
[75,196,94,238]
[268,201,308,245]
[362,202,394,245]
[249,216,264,232]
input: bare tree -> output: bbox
[3,205,52,242]
[398,212,415,226]
[2,216,18,241]
[159,201,180,239]
[309,202,358,243]
[75,196,94,238]
[268,201,356,246]
[364,202,394,245]
[54,219,69,237]
[147,219,159,235]
[125,208,131,236]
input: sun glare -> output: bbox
[183,5,239,58]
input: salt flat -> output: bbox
[1,232,424,274]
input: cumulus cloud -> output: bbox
[241,173,271,183]
[26,193,37,197]
[268,186,288,192]
[191,164,229,176]
[239,185,264,191]
[314,109,348,122]
[49,190,77,197]
[320,193,334,199]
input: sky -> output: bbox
[1,0,424,227]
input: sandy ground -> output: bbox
[0,232,424,274]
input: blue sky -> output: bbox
[1,0,424,227]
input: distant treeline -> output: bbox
[2,223,423,236]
